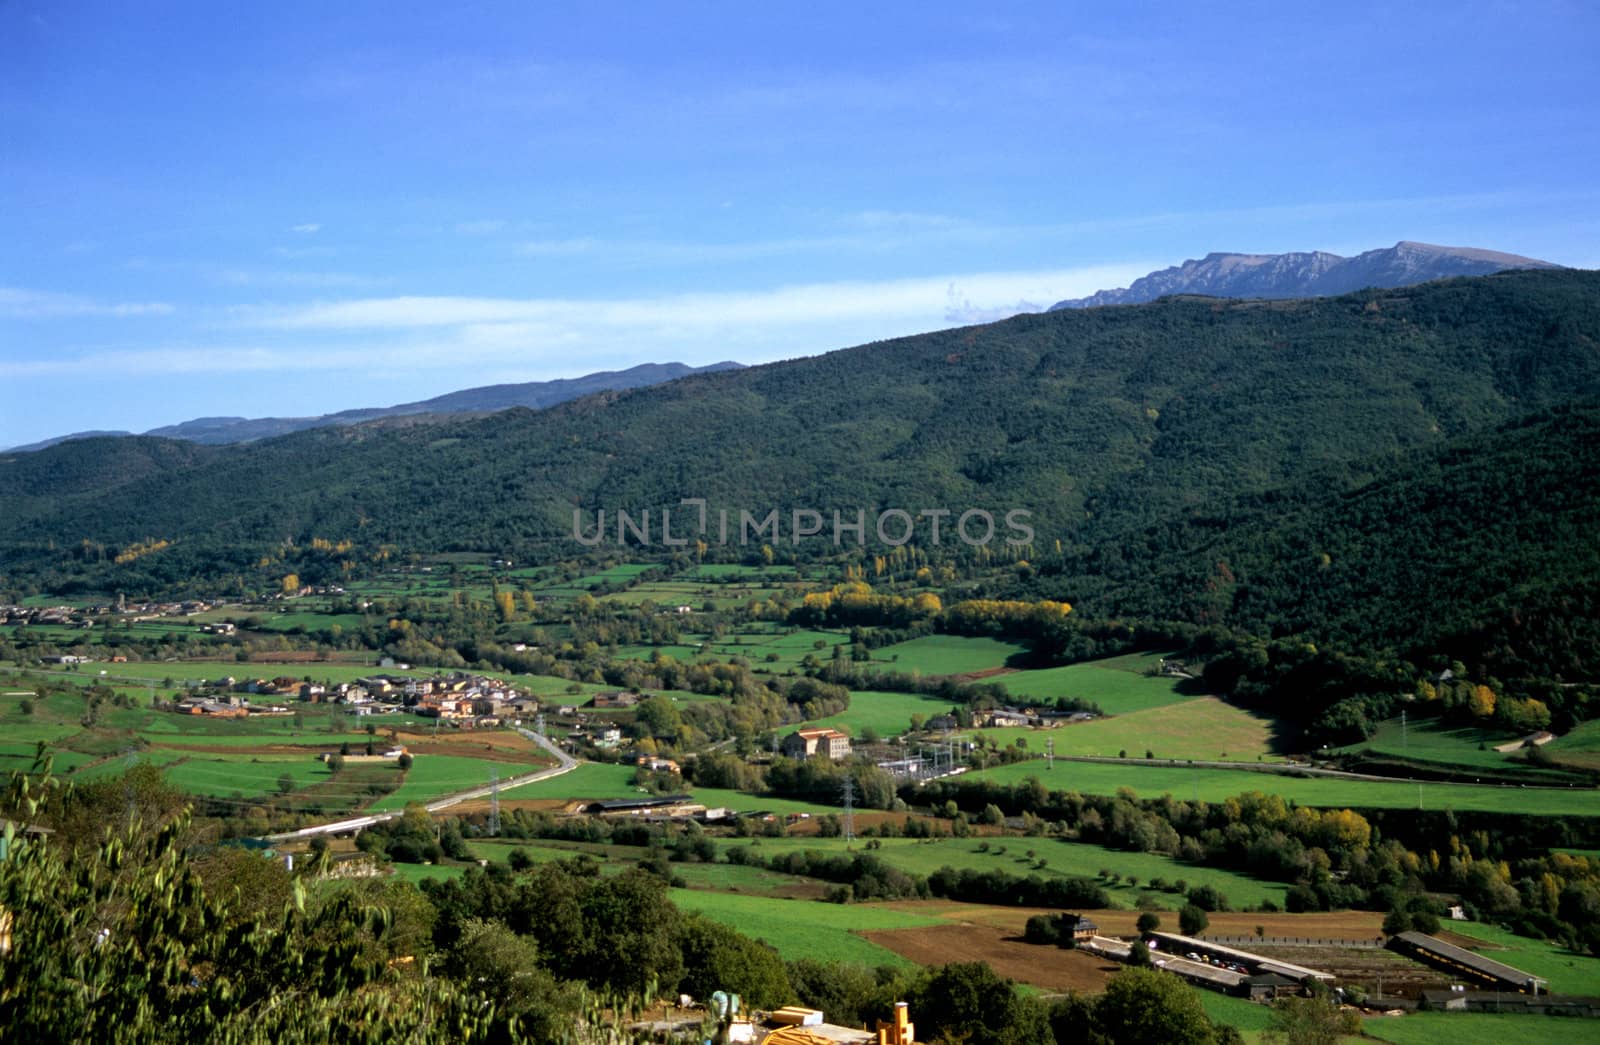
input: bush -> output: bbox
[1179,904,1209,936]
[1024,914,1060,945]
[1382,909,1411,936]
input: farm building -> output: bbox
[581,795,703,820]
[1387,931,1548,994]
[1065,915,1098,941]
[592,691,641,709]
[1418,990,1600,1016]
[1145,931,1335,986]
[781,728,852,761]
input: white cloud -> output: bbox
[253,266,1144,333]
[213,269,384,289]
[0,287,174,319]
[290,223,322,234]
[4,265,1148,381]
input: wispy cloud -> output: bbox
[0,287,174,319]
[8,265,1145,380]
[248,266,1144,333]
[213,269,385,290]
[290,222,321,234]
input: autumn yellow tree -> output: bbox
[280,573,300,595]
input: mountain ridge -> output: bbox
[1049,241,1559,310]
[7,360,743,452]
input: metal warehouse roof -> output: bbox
[1391,932,1547,988]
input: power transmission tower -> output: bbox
[536,712,546,737]
[1045,737,1054,771]
[840,775,855,843]
[489,770,501,836]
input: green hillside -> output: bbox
[4,271,1600,710]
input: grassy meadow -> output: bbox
[966,758,1600,817]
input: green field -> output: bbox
[1196,991,1274,1035]
[152,753,335,798]
[965,759,1600,816]
[1364,1012,1600,1045]
[716,835,1287,910]
[617,625,850,670]
[693,788,840,817]
[868,635,1025,676]
[998,652,1194,714]
[804,689,955,738]
[669,889,939,966]
[389,863,468,884]
[1337,717,1535,772]
[369,754,549,811]
[498,761,642,801]
[968,697,1281,762]
[1545,719,1600,770]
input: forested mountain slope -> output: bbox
[1021,402,1600,682]
[3,270,1598,623]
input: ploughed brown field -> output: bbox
[861,922,1120,993]
[860,905,1442,994]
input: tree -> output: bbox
[1263,995,1360,1045]
[1382,908,1411,935]
[276,772,295,796]
[577,869,684,996]
[908,962,1052,1045]
[0,766,501,1041]
[1137,911,1161,934]
[1179,904,1209,936]
[280,573,300,595]
[1024,914,1060,945]
[327,753,345,774]
[1095,968,1217,1045]
[676,914,793,1009]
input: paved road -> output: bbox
[263,727,579,843]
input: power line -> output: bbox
[489,770,500,836]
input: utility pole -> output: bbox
[840,775,855,844]
[489,770,500,836]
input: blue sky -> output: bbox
[3,1,1598,447]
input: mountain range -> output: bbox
[1048,241,1558,309]
[7,361,743,452]
[3,267,1598,690]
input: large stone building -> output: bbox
[780,727,852,761]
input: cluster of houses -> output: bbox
[167,671,540,727]
[2,598,220,631]
[972,706,1096,728]
[2,604,95,630]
